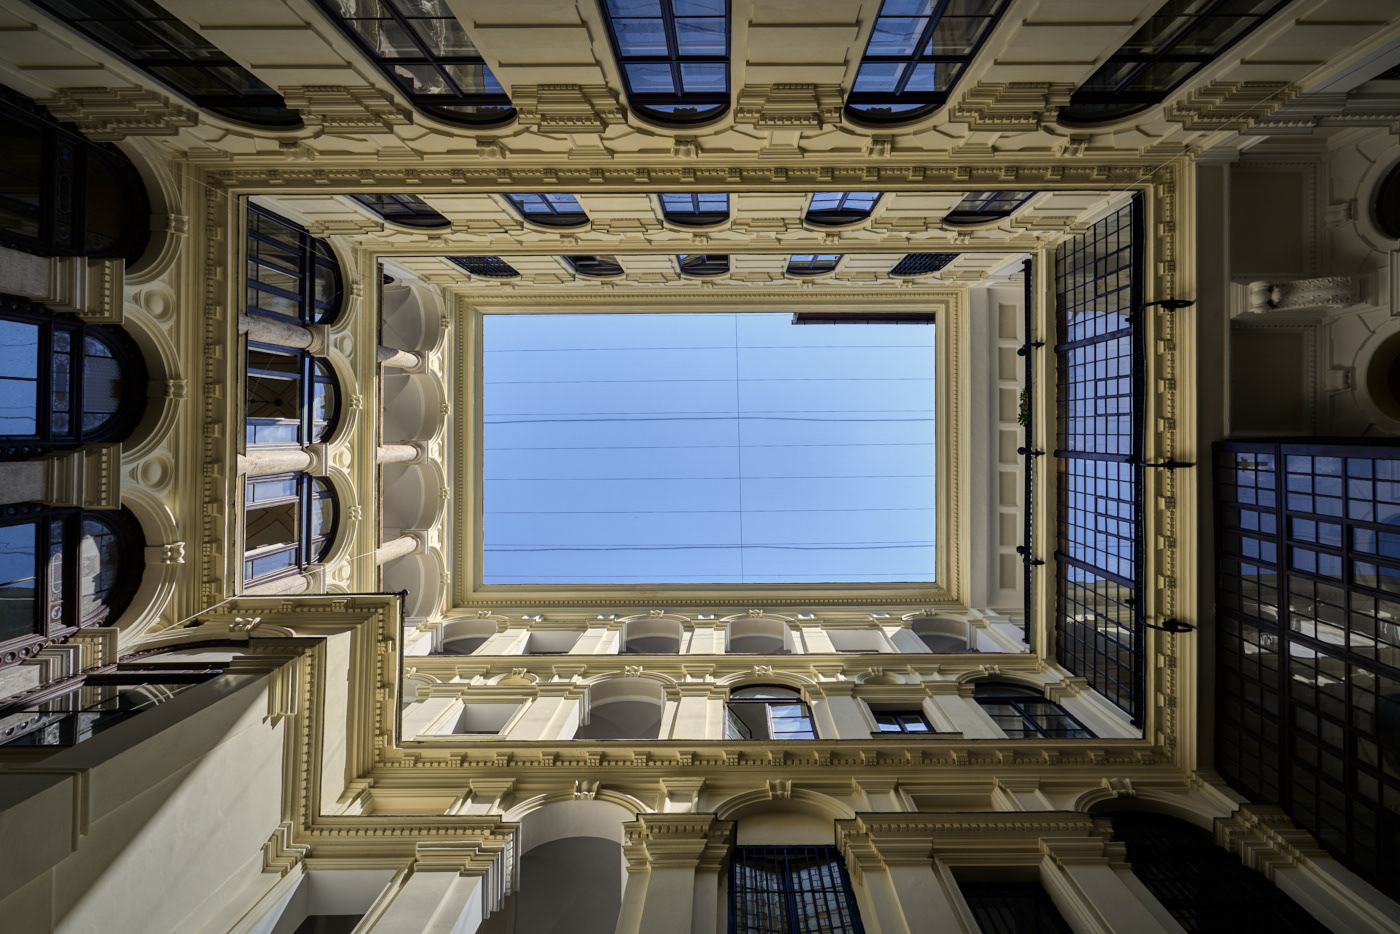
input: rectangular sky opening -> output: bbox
[481,312,936,585]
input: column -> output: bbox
[378,345,423,369]
[238,448,313,477]
[799,625,836,653]
[376,533,421,565]
[1041,842,1177,934]
[0,445,121,509]
[619,815,733,934]
[361,839,514,934]
[668,685,717,739]
[927,683,1002,738]
[377,443,422,465]
[686,623,722,653]
[239,313,326,352]
[811,682,871,739]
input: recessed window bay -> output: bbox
[481,312,936,585]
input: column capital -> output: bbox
[622,814,734,872]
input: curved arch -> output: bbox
[910,615,975,653]
[118,301,182,462]
[383,553,445,622]
[715,787,856,825]
[114,138,183,285]
[714,668,817,691]
[1078,788,1228,830]
[577,677,668,740]
[381,281,447,355]
[725,616,793,654]
[438,618,499,655]
[382,371,447,444]
[382,462,445,532]
[502,794,645,831]
[619,617,684,654]
[113,487,180,639]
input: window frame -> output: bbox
[242,472,338,585]
[25,0,300,128]
[246,205,344,327]
[890,253,959,277]
[729,846,865,934]
[870,708,934,734]
[349,194,451,230]
[599,0,732,127]
[310,0,515,127]
[725,685,817,740]
[448,255,521,279]
[658,192,730,227]
[502,194,590,229]
[973,683,1094,739]
[943,191,1036,227]
[563,255,626,279]
[676,253,729,277]
[805,192,881,227]
[244,342,340,449]
[785,254,842,277]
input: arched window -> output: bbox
[677,254,728,277]
[0,90,150,265]
[786,254,840,276]
[1375,162,1400,240]
[973,682,1093,738]
[245,346,339,447]
[658,192,729,226]
[244,473,336,584]
[725,685,816,739]
[845,0,1013,125]
[447,255,520,279]
[943,190,1035,226]
[575,678,666,740]
[1060,0,1290,125]
[0,297,148,459]
[0,504,145,669]
[564,255,625,278]
[349,194,450,229]
[503,194,589,228]
[600,0,730,126]
[891,253,958,276]
[312,0,514,126]
[26,0,299,127]
[805,192,880,226]
[246,206,343,326]
[730,848,863,934]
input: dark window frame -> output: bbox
[0,295,148,460]
[724,685,817,740]
[563,255,626,278]
[729,846,865,934]
[890,253,958,276]
[246,205,344,327]
[1374,161,1400,240]
[1061,0,1291,125]
[845,0,1014,126]
[658,192,729,227]
[677,253,729,277]
[349,193,450,229]
[785,254,841,277]
[310,0,515,127]
[871,708,934,733]
[959,881,1074,934]
[447,255,521,279]
[599,0,731,126]
[243,471,337,585]
[503,194,590,229]
[25,0,300,128]
[245,341,340,449]
[805,192,881,227]
[943,190,1036,226]
[973,683,1094,739]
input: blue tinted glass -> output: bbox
[868,17,928,55]
[607,0,662,13]
[0,522,36,588]
[543,194,581,209]
[626,63,676,93]
[676,17,726,54]
[0,319,38,380]
[906,62,956,91]
[614,18,667,55]
[673,0,724,13]
[697,193,728,209]
[853,62,903,92]
[881,0,935,14]
[680,62,726,92]
[808,193,841,210]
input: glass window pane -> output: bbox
[675,17,726,54]
[0,522,38,642]
[679,62,725,92]
[614,18,668,55]
[626,63,676,93]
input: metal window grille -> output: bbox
[973,685,1093,739]
[311,0,513,126]
[1107,812,1330,934]
[1214,440,1400,902]
[1019,257,1035,648]
[247,206,344,326]
[564,255,625,278]
[890,253,958,276]
[1063,0,1289,123]
[1053,197,1144,723]
[447,256,521,279]
[599,0,730,126]
[678,254,729,276]
[28,0,299,127]
[787,254,841,276]
[944,190,1036,226]
[805,192,880,226]
[503,194,589,228]
[845,0,1013,125]
[959,882,1073,934]
[659,192,729,226]
[729,847,864,934]
[349,194,450,229]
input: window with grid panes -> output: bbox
[729,847,864,934]
[725,686,817,740]
[943,190,1036,225]
[447,256,520,279]
[871,710,932,733]
[503,193,590,228]
[564,255,625,278]
[1053,197,1144,723]
[805,192,880,226]
[246,206,343,326]
[1061,0,1290,125]
[845,0,1013,125]
[600,0,729,126]
[312,0,513,126]
[1214,441,1400,902]
[677,254,729,276]
[349,194,450,229]
[658,192,729,226]
[786,254,841,276]
[28,0,300,127]
[245,346,338,448]
[244,473,337,585]
[973,683,1093,739]
[890,253,958,276]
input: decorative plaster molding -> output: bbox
[39,87,197,140]
[280,86,412,134]
[1216,804,1328,879]
[735,84,844,129]
[1166,81,1297,131]
[1245,277,1359,314]
[512,84,624,133]
[951,82,1074,131]
[262,820,310,875]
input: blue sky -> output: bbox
[482,312,936,584]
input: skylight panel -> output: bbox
[890,253,959,276]
[943,191,1036,226]
[504,194,590,228]
[481,312,936,584]
[806,193,881,226]
[564,255,626,278]
[787,255,841,276]
[601,0,731,125]
[678,254,730,276]
[350,194,450,229]
[659,192,730,226]
[448,256,520,278]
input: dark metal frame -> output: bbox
[1061,0,1290,125]
[311,0,514,126]
[805,192,880,227]
[678,254,729,277]
[724,686,816,740]
[0,87,151,265]
[728,846,865,934]
[246,205,344,326]
[870,709,933,733]
[503,194,590,229]
[0,294,149,459]
[943,190,1036,226]
[786,254,841,276]
[243,472,337,586]
[959,882,1074,934]
[972,683,1094,739]
[1214,439,1400,902]
[844,0,1013,126]
[27,0,300,127]
[1375,160,1400,240]
[1052,195,1145,723]
[890,253,958,276]
[245,341,339,449]
[659,192,729,226]
[1019,257,1038,650]
[349,194,450,229]
[447,255,520,279]
[563,255,625,278]
[599,0,730,126]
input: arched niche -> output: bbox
[716,790,856,845]
[479,800,630,934]
[382,552,443,623]
[380,280,445,354]
[910,616,977,653]
[382,461,445,532]
[437,619,498,656]
[619,617,683,654]
[382,371,446,444]
[576,677,667,740]
[726,617,793,654]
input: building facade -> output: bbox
[1,1,1400,932]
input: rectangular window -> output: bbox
[480,311,936,586]
[0,521,37,642]
[730,846,864,934]
[871,709,932,733]
[959,881,1073,934]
